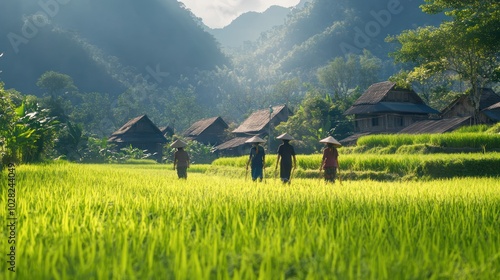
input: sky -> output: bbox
[178,0,301,29]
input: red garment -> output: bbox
[322,147,338,168]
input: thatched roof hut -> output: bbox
[344,81,439,134]
[232,105,291,136]
[441,88,500,124]
[108,115,166,162]
[182,116,228,145]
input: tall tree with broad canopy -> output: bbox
[387,0,500,123]
[275,88,352,154]
[317,50,381,105]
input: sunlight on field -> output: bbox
[1,163,500,279]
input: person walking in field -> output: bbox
[275,133,297,184]
[171,139,190,179]
[245,136,266,182]
[319,136,342,183]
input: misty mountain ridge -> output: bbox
[208,0,313,50]
[0,0,228,95]
[0,0,445,102]
[209,5,291,49]
[236,0,445,76]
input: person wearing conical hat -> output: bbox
[245,136,266,182]
[275,133,296,184]
[319,136,341,183]
[171,139,190,179]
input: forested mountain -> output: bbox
[236,0,445,79]
[0,0,450,138]
[0,0,228,95]
[209,5,291,50]
[4,0,496,164]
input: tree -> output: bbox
[36,71,77,98]
[389,69,458,111]
[275,88,352,154]
[1,95,59,163]
[71,92,115,137]
[317,50,381,105]
[36,71,80,123]
[0,83,17,166]
[317,54,357,102]
[272,78,303,108]
[387,0,500,123]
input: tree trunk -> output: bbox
[470,81,481,125]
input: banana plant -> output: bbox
[4,100,59,163]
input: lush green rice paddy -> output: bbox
[1,163,499,279]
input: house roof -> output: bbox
[441,88,500,115]
[159,126,174,135]
[352,81,426,105]
[345,81,437,115]
[479,88,500,109]
[233,105,289,134]
[108,115,167,143]
[352,81,400,105]
[214,137,252,151]
[183,116,228,137]
[485,102,500,111]
[398,117,471,134]
[345,102,439,115]
[482,102,500,121]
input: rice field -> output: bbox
[212,153,500,179]
[356,133,500,149]
[1,162,500,279]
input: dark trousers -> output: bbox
[177,166,187,179]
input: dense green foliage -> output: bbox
[1,163,499,279]
[388,0,500,120]
[1,0,499,167]
[0,0,449,134]
[275,90,353,153]
[0,0,227,94]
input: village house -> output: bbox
[341,81,439,144]
[159,125,174,139]
[344,81,440,133]
[215,105,292,156]
[182,116,229,146]
[483,101,500,123]
[397,88,500,134]
[441,88,500,124]
[108,115,167,162]
[342,84,500,143]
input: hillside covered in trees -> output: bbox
[1,0,498,165]
[0,0,228,95]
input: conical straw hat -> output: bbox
[276,133,294,140]
[245,136,266,143]
[170,139,187,148]
[319,136,342,147]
